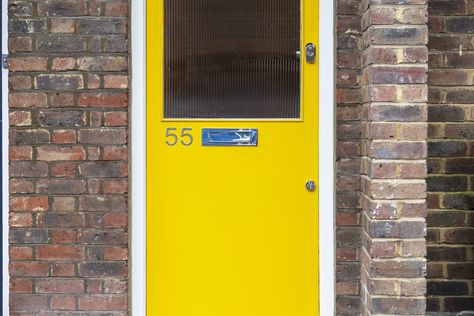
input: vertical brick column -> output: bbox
[427,0,474,312]
[336,0,363,314]
[8,0,129,314]
[360,1,429,315]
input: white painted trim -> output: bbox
[318,0,336,314]
[130,0,147,314]
[1,0,9,312]
[130,0,336,314]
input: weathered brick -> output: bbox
[79,262,127,277]
[36,279,84,293]
[11,228,49,244]
[10,196,48,212]
[35,74,84,90]
[36,245,84,260]
[78,295,128,311]
[37,213,84,228]
[37,35,85,52]
[37,0,87,16]
[77,19,127,35]
[37,179,87,194]
[37,146,86,161]
[78,129,127,144]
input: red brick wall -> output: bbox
[8,0,129,313]
[335,0,363,314]
[427,0,474,312]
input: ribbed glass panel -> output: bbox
[164,0,301,119]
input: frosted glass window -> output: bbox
[164,0,301,119]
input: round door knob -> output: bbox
[306,180,316,192]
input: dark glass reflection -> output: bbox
[164,0,301,119]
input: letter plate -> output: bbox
[202,128,258,146]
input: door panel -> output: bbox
[147,0,319,315]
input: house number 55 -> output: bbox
[165,127,193,146]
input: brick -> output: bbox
[37,245,84,260]
[103,213,128,228]
[51,295,76,310]
[50,92,74,107]
[9,92,47,108]
[427,176,468,191]
[428,246,467,262]
[78,57,128,72]
[77,19,127,35]
[103,180,128,194]
[51,162,78,177]
[447,263,474,279]
[105,36,129,52]
[367,26,428,46]
[78,295,127,311]
[444,297,474,312]
[370,141,427,159]
[37,146,86,161]
[78,129,127,144]
[11,279,33,293]
[10,213,33,227]
[444,228,474,244]
[370,297,425,314]
[36,279,84,293]
[51,263,76,276]
[9,1,34,17]
[37,35,85,52]
[52,197,76,211]
[9,19,47,33]
[37,179,87,194]
[104,247,128,260]
[427,211,466,227]
[9,36,32,52]
[428,141,467,157]
[35,74,84,90]
[10,196,48,212]
[9,75,32,89]
[429,0,469,15]
[103,278,127,294]
[105,2,128,16]
[49,230,76,244]
[10,295,48,312]
[37,0,87,16]
[10,161,48,177]
[79,162,127,177]
[9,146,32,160]
[104,112,127,126]
[446,159,474,173]
[10,111,31,126]
[11,228,49,243]
[369,220,426,238]
[37,213,84,228]
[77,230,127,244]
[10,179,34,194]
[369,104,427,122]
[52,57,76,71]
[10,262,49,276]
[79,262,127,277]
[52,129,77,144]
[51,18,76,33]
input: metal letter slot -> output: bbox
[305,43,316,63]
[202,128,258,146]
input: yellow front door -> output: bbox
[147,0,319,315]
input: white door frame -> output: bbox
[130,0,335,314]
[1,0,10,312]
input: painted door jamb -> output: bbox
[130,0,335,314]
